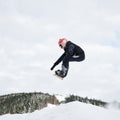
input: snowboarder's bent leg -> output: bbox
[62,64,68,77]
[60,57,69,78]
[56,52,85,78]
[55,65,68,78]
[55,57,69,78]
[55,52,85,78]
[69,52,85,62]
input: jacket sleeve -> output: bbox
[54,52,66,66]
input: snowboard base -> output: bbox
[54,74,63,80]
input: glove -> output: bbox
[50,64,56,71]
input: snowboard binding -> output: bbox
[54,70,64,80]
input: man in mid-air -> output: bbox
[51,38,85,78]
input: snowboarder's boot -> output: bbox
[55,65,68,78]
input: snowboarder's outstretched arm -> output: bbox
[51,52,65,70]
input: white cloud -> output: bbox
[0,0,120,102]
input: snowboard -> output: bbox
[54,71,63,80]
[54,73,63,80]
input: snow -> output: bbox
[0,102,120,120]
[55,94,66,102]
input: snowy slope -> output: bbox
[0,102,120,120]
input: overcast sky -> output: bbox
[0,0,120,102]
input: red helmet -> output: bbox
[58,38,68,48]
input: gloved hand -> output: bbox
[50,64,56,70]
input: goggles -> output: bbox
[59,44,63,48]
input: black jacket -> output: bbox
[54,41,85,66]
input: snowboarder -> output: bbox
[51,38,85,78]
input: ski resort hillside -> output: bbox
[0,92,120,120]
[0,92,108,115]
[0,102,120,120]
[0,92,59,115]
